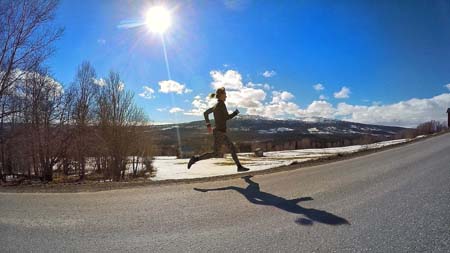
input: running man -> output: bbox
[187,87,250,172]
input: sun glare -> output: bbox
[145,6,172,34]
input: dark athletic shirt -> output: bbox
[204,100,238,132]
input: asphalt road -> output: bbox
[1,133,449,252]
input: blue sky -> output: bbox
[48,0,450,127]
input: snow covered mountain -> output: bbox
[154,114,405,136]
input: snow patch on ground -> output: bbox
[257,127,294,134]
[307,127,331,135]
[152,138,410,181]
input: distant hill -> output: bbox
[150,115,407,157]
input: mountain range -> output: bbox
[150,115,407,157]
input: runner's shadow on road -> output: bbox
[194,175,350,226]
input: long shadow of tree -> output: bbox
[194,175,350,226]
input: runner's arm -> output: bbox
[223,103,239,120]
[204,107,214,127]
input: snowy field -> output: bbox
[152,138,419,181]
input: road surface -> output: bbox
[1,133,449,252]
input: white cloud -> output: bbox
[250,90,450,128]
[335,93,450,127]
[1,70,64,99]
[247,99,335,119]
[262,70,276,78]
[313,83,324,91]
[185,78,268,116]
[297,100,337,118]
[445,83,450,90]
[169,107,184,114]
[189,69,294,118]
[246,82,256,88]
[334,86,351,99]
[226,88,267,108]
[247,101,300,118]
[206,70,269,111]
[246,91,298,117]
[248,99,331,120]
[210,70,243,90]
[159,80,190,94]
[271,91,294,104]
[184,95,217,116]
[247,82,272,91]
[319,95,328,100]
[93,78,106,87]
[118,81,125,91]
[91,77,125,91]
[157,108,167,112]
[139,86,155,99]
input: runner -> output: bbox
[187,87,250,172]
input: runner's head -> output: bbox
[209,87,227,101]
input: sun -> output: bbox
[145,6,172,34]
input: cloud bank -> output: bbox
[183,69,449,128]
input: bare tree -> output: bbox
[129,126,153,177]
[0,0,63,119]
[19,70,72,181]
[69,61,99,181]
[0,0,63,180]
[416,120,447,135]
[0,77,31,181]
[96,71,147,181]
